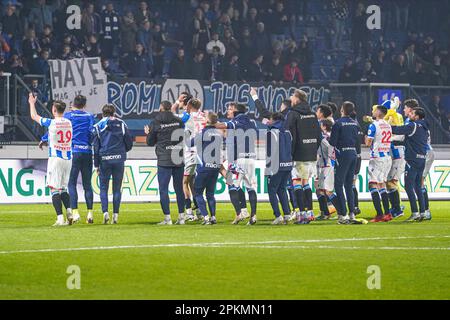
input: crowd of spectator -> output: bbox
[0,0,449,86]
[0,0,314,85]
[334,0,450,86]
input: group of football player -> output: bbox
[28,86,434,226]
[146,88,434,226]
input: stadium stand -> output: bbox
[0,0,449,143]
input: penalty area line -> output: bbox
[0,235,449,255]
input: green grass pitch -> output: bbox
[0,202,449,300]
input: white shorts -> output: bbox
[368,157,392,184]
[317,166,334,191]
[292,161,316,181]
[387,157,406,181]
[423,149,435,177]
[229,158,257,190]
[47,157,72,190]
[184,153,197,176]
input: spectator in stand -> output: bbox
[372,49,387,82]
[206,32,226,57]
[268,1,289,45]
[410,61,428,85]
[100,2,120,59]
[243,7,259,34]
[39,25,57,54]
[31,49,50,75]
[297,38,313,83]
[352,2,369,59]
[359,60,378,83]
[60,44,74,60]
[22,28,41,63]
[215,13,233,38]
[60,34,79,55]
[283,39,301,66]
[434,96,450,133]
[430,54,448,86]
[0,31,11,60]
[6,53,27,75]
[170,47,188,79]
[390,54,409,83]
[200,0,216,23]
[137,19,154,64]
[223,54,242,81]
[189,50,208,80]
[254,22,270,58]
[338,57,359,82]
[192,7,210,51]
[238,26,254,67]
[209,46,224,81]
[420,36,437,64]
[330,0,349,51]
[120,11,138,56]
[135,1,152,27]
[265,55,284,84]
[102,58,124,80]
[2,4,22,42]
[84,34,101,57]
[81,3,102,37]
[338,57,358,101]
[222,28,239,59]
[152,24,169,79]
[404,42,419,72]
[283,59,304,84]
[246,54,265,82]
[231,9,242,35]
[124,43,152,78]
[27,0,56,35]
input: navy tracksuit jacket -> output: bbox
[329,116,360,216]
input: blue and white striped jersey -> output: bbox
[40,117,73,160]
[367,119,392,158]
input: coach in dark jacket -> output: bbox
[145,101,186,225]
[286,90,322,223]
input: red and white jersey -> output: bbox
[367,119,392,158]
[40,117,73,160]
[185,111,207,154]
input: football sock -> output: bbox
[370,188,383,216]
[422,187,429,211]
[328,193,340,214]
[238,188,246,209]
[317,194,329,215]
[229,189,242,215]
[353,185,359,208]
[52,193,63,217]
[288,188,297,211]
[248,189,257,217]
[388,189,401,212]
[294,185,305,212]
[61,191,71,211]
[379,188,390,214]
[185,198,192,210]
[303,184,313,211]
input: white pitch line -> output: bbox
[0,235,449,255]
